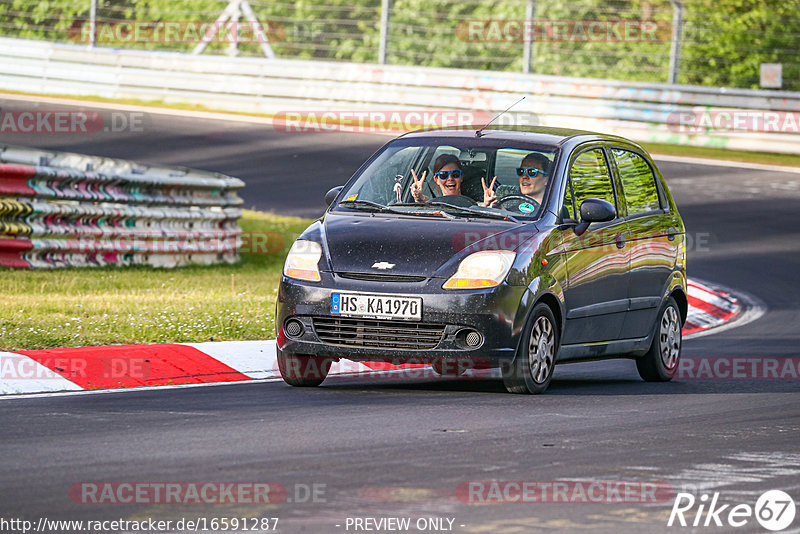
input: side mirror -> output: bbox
[325,186,344,206]
[574,198,615,235]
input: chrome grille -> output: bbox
[313,317,445,350]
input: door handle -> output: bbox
[615,234,626,249]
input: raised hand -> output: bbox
[481,176,498,207]
[410,169,428,202]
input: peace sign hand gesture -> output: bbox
[410,169,429,203]
[480,176,498,207]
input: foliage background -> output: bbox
[0,0,797,90]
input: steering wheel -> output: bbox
[497,194,540,212]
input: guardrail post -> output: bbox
[668,0,684,84]
[228,0,242,57]
[88,0,97,49]
[523,0,536,74]
[378,0,391,65]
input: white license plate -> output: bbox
[331,292,422,320]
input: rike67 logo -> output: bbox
[668,490,796,531]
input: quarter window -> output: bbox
[569,148,616,214]
[612,149,661,215]
[561,177,576,220]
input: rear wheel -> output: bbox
[277,349,332,387]
[502,303,559,394]
[636,296,682,382]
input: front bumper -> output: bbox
[276,274,529,366]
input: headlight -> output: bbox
[283,240,322,282]
[443,250,516,289]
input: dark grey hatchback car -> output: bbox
[276,127,687,394]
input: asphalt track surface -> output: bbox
[2,98,800,533]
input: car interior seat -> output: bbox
[459,163,488,201]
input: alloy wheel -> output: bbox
[659,306,681,370]
[528,316,555,383]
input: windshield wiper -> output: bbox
[426,201,520,223]
[338,199,392,212]
[339,199,455,219]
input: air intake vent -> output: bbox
[313,317,444,350]
[336,272,427,283]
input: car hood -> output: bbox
[320,212,532,278]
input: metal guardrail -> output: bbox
[1,37,799,153]
[0,144,244,269]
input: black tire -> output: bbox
[502,303,559,394]
[636,296,682,382]
[277,349,332,387]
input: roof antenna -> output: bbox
[475,96,526,137]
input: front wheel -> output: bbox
[502,303,559,394]
[277,349,332,387]
[636,296,682,382]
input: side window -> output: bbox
[612,149,661,215]
[569,148,616,214]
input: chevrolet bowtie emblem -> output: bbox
[372,261,395,270]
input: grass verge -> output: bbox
[0,210,312,351]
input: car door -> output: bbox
[611,147,681,339]
[556,146,632,345]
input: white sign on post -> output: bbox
[760,63,782,89]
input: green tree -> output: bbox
[680,0,800,90]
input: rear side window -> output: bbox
[569,148,616,213]
[612,149,661,215]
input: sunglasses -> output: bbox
[516,167,547,177]
[434,169,462,180]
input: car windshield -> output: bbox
[334,137,559,220]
